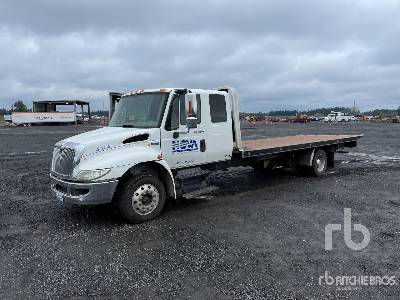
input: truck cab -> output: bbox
[51,87,241,222]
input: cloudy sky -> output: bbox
[0,0,400,112]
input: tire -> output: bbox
[310,149,328,176]
[118,175,166,223]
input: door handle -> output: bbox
[173,131,188,139]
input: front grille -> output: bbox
[52,147,76,177]
[54,183,67,194]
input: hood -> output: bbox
[59,126,159,158]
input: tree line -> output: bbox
[243,106,400,117]
[0,100,29,114]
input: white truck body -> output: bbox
[324,111,355,122]
[50,87,361,223]
[12,112,76,125]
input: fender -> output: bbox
[296,148,316,166]
[149,159,176,199]
[126,160,176,199]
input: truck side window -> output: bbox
[180,94,201,125]
[209,94,227,123]
[165,96,179,131]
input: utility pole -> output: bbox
[352,99,358,113]
[102,101,105,126]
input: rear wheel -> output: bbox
[118,175,166,223]
[310,149,328,176]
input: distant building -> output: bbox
[11,100,91,125]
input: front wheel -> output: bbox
[118,175,166,223]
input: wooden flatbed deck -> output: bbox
[239,134,362,158]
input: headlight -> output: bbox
[75,168,111,181]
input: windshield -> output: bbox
[109,92,169,128]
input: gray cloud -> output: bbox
[0,0,400,111]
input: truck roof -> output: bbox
[121,88,225,97]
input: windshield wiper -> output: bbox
[121,124,135,128]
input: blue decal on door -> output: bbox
[172,139,198,153]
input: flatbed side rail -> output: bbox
[237,135,363,159]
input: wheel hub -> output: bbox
[131,184,159,216]
[141,194,153,205]
[315,154,326,172]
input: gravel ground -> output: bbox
[0,122,399,299]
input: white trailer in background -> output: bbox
[11,112,76,125]
[11,100,91,125]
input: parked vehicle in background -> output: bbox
[50,87,362,223]
[76,113,90,123]
[309,115,324,122]
[364,115,381,121]
[289,114,309,123]
[324,111,355,122]
[4,115,12,124]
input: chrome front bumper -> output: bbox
[50,174,119,205]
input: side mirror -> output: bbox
[185,93,197,129]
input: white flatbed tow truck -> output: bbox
[50,87,362,223]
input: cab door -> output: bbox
[202,92,233,163]
[161,93,206,169]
